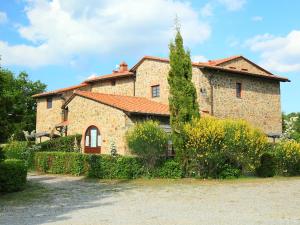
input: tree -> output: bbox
[168,26,199,174]
[126,120,168,170]
[0,68,46,143]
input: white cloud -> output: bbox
[245,30,300,73]
[192,55,208,62]
[218,0,246,11]
[251,16,263,22]
[200,3,213,17]
[0,11,8,24]
[0,0,211,68]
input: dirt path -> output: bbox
[1,173,300,225]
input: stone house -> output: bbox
[33,55,290,154]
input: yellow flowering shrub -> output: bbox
[274,140,300,175]
[179,117,268,177]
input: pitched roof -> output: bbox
[84,71,134,83]
[65,90,169,116]
[32,83,89,98]
[130,55,290,82]
[207,55,242,66]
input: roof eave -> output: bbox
[127,111,170,117]
[199,66,290,82]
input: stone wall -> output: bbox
[134,59,282,134]
[208,71,282,134]
[36,96,64,142]
[66,95,130,155]
[91,77,134,96]
[218,57,270,75]
[35,85,91,142]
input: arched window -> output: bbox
[84,126,101,153]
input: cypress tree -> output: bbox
[168,27,199,133]
[168,27,200,175]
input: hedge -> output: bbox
[0,159,27,193]
[34,152,144,179]
[38,134,82,152]
[34,152,183,179]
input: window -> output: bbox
[85,126,101,148]
[111,80,116,86]
[236,82,242,98]
[151,85,160,98]
[47,97,52,109]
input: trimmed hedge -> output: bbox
[38,134,82,152]
[34,152,144,179]
[0,159,27,193]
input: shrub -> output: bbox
[0,159,27,193]
[38,134,82,152]
[218,164,241,179]
[274,140,300,176]
[3,141,29,160]
[126,120,168,169]
[180,117,268,178]
[256,153,276,177]
[155,160,182,178]
[34,152,144,179]
[3,141,39,169]
[35,152,89,176]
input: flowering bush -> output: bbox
[274,140,300,175]
[126,120,168,169]
[179,117,268,178]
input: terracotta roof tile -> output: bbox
[32,83,89,98]
[71,91,169,116]
[84,71,134,83]
[207,55,242,66]
[130,55,290,82]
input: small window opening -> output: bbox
[47,97,52,109]
[151,85,160,98]
[236,82,242,98]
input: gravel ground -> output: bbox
[1,173,300,225]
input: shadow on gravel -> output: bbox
[0,174,135,225]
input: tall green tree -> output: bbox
[168,27,199,174]
[0,68,46,142]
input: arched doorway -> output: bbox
[84,126,101,154]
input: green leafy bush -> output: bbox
[3,141,29,160]
[155,160,182,178]
[256,153,276,177]
[180,117,268,178]
[126,120,168,169]
[0,159,27,193]
[3,141,39,169]
[38,134,82,152]
[34,152,144,179]
[274,140,300,176]
[218,164,241,179]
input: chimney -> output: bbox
[119,61,128,72]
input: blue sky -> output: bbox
[0,0,299,113]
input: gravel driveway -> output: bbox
[1,173,300,225]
